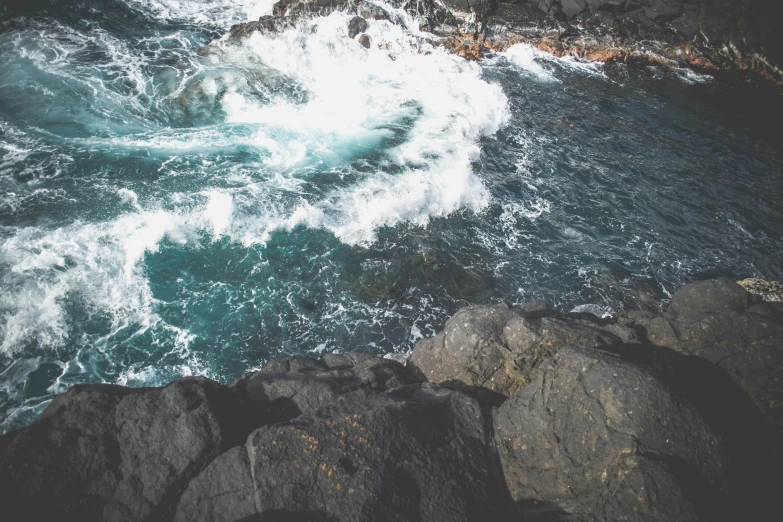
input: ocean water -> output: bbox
[1,0,782,433]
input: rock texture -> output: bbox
[409,302,632,395]
[0,378,249,521]
[1,279,781,521]
[217,0,783,85]
[623,278,783,426]
[494,346,725,521]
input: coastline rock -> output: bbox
[737,277,783,302]
[409,302,631,395]
[624,278,783,426]
[236,352,418,424]
[215,0,783,85]
[494,346,726,521]
[667,278,756,316]
[244,386,500,520]
[227,15,296,41]
[0,278,781,521]
[174,446,256,522]
[0,378,250,521]
[347,15,368,38]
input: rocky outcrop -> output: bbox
[0,378,250,521]
[622,278,783,427]
[409,301,633,395]
[494,346,726,521]
[218,0,782,85]
[0,279,781,521]
[737,277,783,302]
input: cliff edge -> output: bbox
[1,278,781,521]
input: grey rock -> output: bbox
[243,354,419,424]
[246,386,499,521]
[613,279,783,427]
[514,299,554,316]
[273,0,350,16]
[410,303,522,394]
[227,16,296,41]
[644,0,682,22]
[347,16,368,38]
[410,303,628,395]
[105,378,248,521]
[586,0,628,13]
[494,346,726,521]
[561,0,589,18]
[358,4,391,21]
[667,278,754,317]
[0,378,248,521]
[174,446,256,522]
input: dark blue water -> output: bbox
[1,0,782,433]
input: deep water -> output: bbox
[1,0,782,433]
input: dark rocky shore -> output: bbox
[1,278,781,521]
[220,0,783,85]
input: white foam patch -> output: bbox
[558,55,608,78]
[500,44,609,82]
[501,44,561,83]
[674,67,713,85]
[121,0,276,28]
[0,209,197,357]
[205,10,508,244]
[0,5,509,411]
[205,190,234,237]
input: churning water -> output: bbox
[1,0,782,433]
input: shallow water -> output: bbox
[1,0,782,433]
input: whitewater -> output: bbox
[1,0,782,433]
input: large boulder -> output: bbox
[347,15,368,38]
[174,446,256,522]
[410,302,631,395]
[629,278,783,426]
[410,304,522,394]
[0,378,249,521]
[494,346,726,521]
[178,385,502,521]
[666,278,755,316]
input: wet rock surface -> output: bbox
[1,278,781,521]
[217,0,782,85]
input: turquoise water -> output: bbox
[1,0,782,433]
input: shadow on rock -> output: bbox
[604,341,783,520]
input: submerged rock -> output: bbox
[347,15,368,38]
